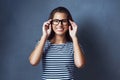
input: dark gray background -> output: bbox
[0,0,120,80]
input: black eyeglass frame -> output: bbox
[51,19,70,26]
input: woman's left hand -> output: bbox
[69,20,78,39]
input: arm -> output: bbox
[29,19,52,66]
[69,20,86,68]
[29,36,47,66]
[72,37,85,68]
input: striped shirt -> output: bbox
[42,40,75,80]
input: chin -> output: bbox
[55,32,65,36]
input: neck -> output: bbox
[51,35,66,44]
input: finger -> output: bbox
[70,20,78,29]
[43,19,52,31]
[47,19,52,24]
[69,20,75,28]
[69,20,77,26]
[48,19,52,22]
[44,19,52,25]
[44,22,50,29]
[69,20,74,25]
[69,26,72,31]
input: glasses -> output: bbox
[52,19,69,26]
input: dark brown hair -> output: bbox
[48,6,74,42]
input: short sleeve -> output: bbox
[35,40,50,51]
[43,40,50,52]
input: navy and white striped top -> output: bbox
[42,40,75,80]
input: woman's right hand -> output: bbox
[29,20,52,66]
[42,19,52,38]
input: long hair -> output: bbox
[48,6,74,42]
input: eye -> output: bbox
[62,19,68,23]
[52,19,59,25]
[53,19,59,22]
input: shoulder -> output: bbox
[66,41,73,50]
[44,40,51,50]
[67,41,73,46]
[45,40,50,45]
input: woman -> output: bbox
[29,6,85,80]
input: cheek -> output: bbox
[65,26,69,30]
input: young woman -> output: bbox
[29,7,85,80]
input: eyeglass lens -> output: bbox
[52,19,68,25]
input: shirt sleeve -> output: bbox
[35,40,50,51]
[43,40,50,52]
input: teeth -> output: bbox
[57,29,63,31]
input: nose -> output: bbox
[56,22,63,28]
[58,21,63,26]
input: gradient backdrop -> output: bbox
[0,0,120,80]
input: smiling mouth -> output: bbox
[56,28,64,31]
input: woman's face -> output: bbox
[52,12,69,36]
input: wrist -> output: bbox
[72,36,79,42]
[40,35,48,41]
[71,36,77,40]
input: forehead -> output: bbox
[53,12,67,19]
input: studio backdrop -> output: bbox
[0,0,120,80]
